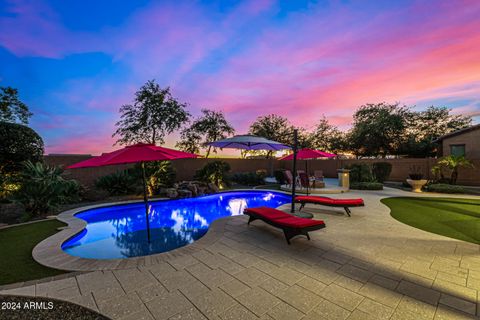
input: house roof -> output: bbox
[433,124,480,143]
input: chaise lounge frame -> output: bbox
[295,196,365,217]
[244,208,326,244]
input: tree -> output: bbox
[176,109,235,158]
[400,106,472,157]
[0,87,32,124]
[349,102,410,157]
[309,116,347,154]
[0,122,44,174]
[176,130,202,154]
[113,80,190,145]
[248,114,295,158]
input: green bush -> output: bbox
[350,182,383,190]
[195,161,231,188]
[274,169,286,184]
[372,162,392,183]
[425,183,465,194]
[347,163,374,183]
[135,161,176,195]
[13,161,80,218]
[0,172,18,202]
[230,172,265,186]
[95,170,139,196]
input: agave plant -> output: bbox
[14,161,80,218]
[433,155,474,185]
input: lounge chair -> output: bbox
[314,170,324,181]
[244,206,326,244]
[284,170,294,187]
[295,196,364,217]
[298,172,310,189]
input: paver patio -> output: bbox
[1,187,479,319]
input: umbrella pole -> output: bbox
[290,129,298,213]
[141,162,151,243]
[305,160,309,195]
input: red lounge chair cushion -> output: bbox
[275,217,325,228]
[244,207,292,220]
[295,196,364,206]
[333,199,364,206]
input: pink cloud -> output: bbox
[3,0,480,154]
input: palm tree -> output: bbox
[435,155,474,185]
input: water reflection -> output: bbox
[63,191,290,259]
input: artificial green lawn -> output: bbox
[382,197,480,244]
[0,219,67,285]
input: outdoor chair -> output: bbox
[284,170,294,186]
[244,206,326,244]
[314,170,324,181]
[298,172,310,189]
[295,196,364,216]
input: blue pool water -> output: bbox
[62,190,291,259]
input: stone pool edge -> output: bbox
[32,198,233,272]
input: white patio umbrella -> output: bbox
[206,134,307,216]
[205,134,291,151]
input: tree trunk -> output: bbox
[451,168,458,185]
[152,127,156,145]
[206,146,211,158]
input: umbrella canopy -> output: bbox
[67,143,198,243]
[280,148,335,196]
[205,134,291,151]
[279,148,335,160]
[68,143,198,169]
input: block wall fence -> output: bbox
[44,155,480,187]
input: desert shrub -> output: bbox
[425,183,465,194]
[13,161,80,219]
[274,169,286,184]
[350,182,383,190]
[230,171,265,186]
[95,170,139,196]
[372,162,392,183]
[256,169,267,180]
[134,161,176,195]
[195,161,231,188]
[0,172,19,203]
[347,163,374,183]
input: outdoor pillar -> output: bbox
[337,169,350,189]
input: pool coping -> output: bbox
[32,190,290,271]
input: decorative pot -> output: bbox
[406,179,428,193]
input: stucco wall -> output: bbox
[44,155,480,187]
[441,128,480,159]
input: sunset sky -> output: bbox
[1,0,479,155]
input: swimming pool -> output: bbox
[62,190,291,259]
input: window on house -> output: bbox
[450,144,465,157]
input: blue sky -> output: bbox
[1,0,479,154]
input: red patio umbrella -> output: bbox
[279,148,336,194]
[68,143,198,242]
